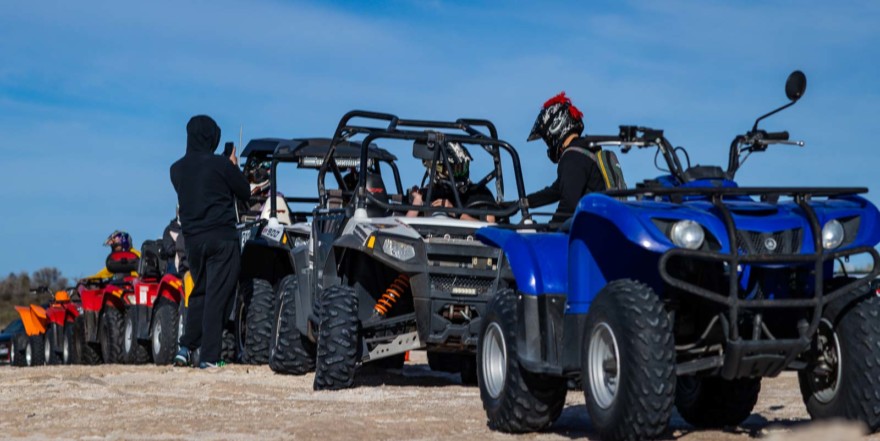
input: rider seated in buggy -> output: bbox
[238,140,304,225]
[407,141,498,222]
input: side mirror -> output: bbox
[785,70,807,102]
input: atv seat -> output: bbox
[365,171,390,217]
[138,240,164,280]
[106,251,140,275]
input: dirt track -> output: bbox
[0,352,873,441]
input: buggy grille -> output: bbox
[735,228,802,255]
[429,274,493,297]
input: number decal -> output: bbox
[262,225,284,242]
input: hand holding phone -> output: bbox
[223,142,238,166]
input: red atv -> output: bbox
[75,250,140,364]
[122,240,187,365]
[40,287,81,365]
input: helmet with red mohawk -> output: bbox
[527,92,585,163]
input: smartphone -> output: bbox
[223,142,235,157]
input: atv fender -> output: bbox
[475,228,567,296]
[240,240,295,285]
[16,305,47,337]
[102,285,128,310]
[157,274,184,305]
[574,193,701,253]
[63,303,80,322]
[46,306,67,326]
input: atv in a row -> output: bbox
[235,137,400,365]
[71,241,190,366]
[8,287,81,366]
[474,71,880,440]
[253,114,535,389]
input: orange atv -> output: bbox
[12,303,48,366]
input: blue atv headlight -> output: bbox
[822,219,845,250]
[670,220,705,250]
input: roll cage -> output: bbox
[315,110,532,222]
[267,137,401,221]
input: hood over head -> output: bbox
[186,115,221,153]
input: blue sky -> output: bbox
[1,0,878,277]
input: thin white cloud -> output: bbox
[0,0,879,275]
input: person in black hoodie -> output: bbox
[170,115,250,368]
[526,92,606,224]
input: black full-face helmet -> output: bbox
[424,141,472,183]
[244,155,272,184]
[527,92,585,163]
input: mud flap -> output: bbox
[84,311,99,343]
[131,305,152,341]
[516,293,567,375]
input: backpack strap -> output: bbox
[561,147,627,190]
[561,146,597,161]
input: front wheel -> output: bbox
[74,315,102,365]
[478,288,567,433]
[28,334,46,366]
[99,306,125,364]
[237,278,276,364]
[62,322,79,365]
[11,333,28,367]
[313,285,360,391]
[45,325,62,365]
[582,279,675,441]
[269,275,316,375]
[798,295,880,432]
[151,299,180,365]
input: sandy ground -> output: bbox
[0,352,875,441]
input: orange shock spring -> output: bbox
[374,274,410,317]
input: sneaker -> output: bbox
[173,347,190,367]
[199,361,227,369]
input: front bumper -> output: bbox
[661,243,880,379]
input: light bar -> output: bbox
[299,157,369,168]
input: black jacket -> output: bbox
[527,138,606,224]
[162,218,188,273]
[170,116,250,242]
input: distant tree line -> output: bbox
[0,268,67,326]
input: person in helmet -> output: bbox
[89,230,141,279]
[244,155,271,195]
[408,142,496,221]
[526,92,606,224]
[241,154,272,218]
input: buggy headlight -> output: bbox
[293,236,308,248]
[382,239,416,261]
[670,220,705,250]
[822,219,844,250]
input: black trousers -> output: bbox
[180,237,239,363]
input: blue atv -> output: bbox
[475,71,880,440]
